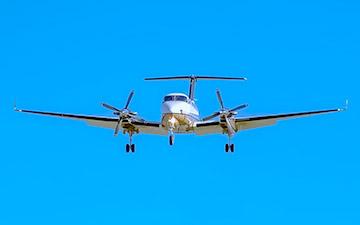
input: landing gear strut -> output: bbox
[126,132,135,153]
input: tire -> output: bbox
[230,144,235,153]
[126,144,130,153]
[225,144,229,152]
[131,144,135,152]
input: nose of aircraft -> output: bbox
[162,101,176,114]
[162,101,186,114]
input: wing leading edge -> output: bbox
[195,107,344,135]
[15,108,166,135]
[16,104,345,136]
[235,108,343,131]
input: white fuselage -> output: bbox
[161,93,200,133]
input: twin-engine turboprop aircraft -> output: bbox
[15,75,346,153]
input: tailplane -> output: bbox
[145,75,246,100]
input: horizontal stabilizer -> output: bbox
[145,75,246,81]
[145,75,246,100]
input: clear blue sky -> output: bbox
[0,0,359,224]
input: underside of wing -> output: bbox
[235,108,343,131]
[194,121,222,135]
[16,109,119,128]
[15,108,166,135]
[132,121,167,135]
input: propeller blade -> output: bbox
[216,89,225,110]
[114,118,122,136]
[202,112,221,121]
[225,116,235,136]
[102,103,121,112]
[230,103,248,112]
[124,90,134,109]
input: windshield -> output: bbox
[163,95,188,102]
[176,96,187,102]
[164,96,173,102]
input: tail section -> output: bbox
[145,75,246,100]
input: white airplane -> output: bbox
[15,75,346,153]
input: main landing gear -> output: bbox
[126,143,135,153]
[225,143,235,153]
[225,136,235,153]
[125,132,135,153]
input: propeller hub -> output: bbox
[101,90,136,136]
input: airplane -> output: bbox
[15,75,347,153]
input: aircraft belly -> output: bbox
[161,113,197,133]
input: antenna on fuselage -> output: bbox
[144,75,247,100]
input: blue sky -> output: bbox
[0,0,359,224]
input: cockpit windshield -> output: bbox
[176,96,187,102]
[163,95,188,102]
[164,96,173,102]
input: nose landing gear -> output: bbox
[169,135,175,146]
[169,128,175,146]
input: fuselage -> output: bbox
[161,93,200,133]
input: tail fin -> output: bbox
[145,75,246,100]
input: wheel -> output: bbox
[225,144,229,152]
[126,144,130,153]
[169,135,174,146]
[230,144,235,153]
[131,144,135,152]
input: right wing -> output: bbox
[15,108,167,135]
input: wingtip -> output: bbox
[14,106,22,112]
[339,99,349,112]
[13,99,18,111]
[344,99,349,111]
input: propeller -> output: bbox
[202,89,248,136]
[102,90,137,136]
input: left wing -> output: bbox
[235,108,343,131]
[194,107,344,135]
[194,120,222,135]
[15,108,166,135]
